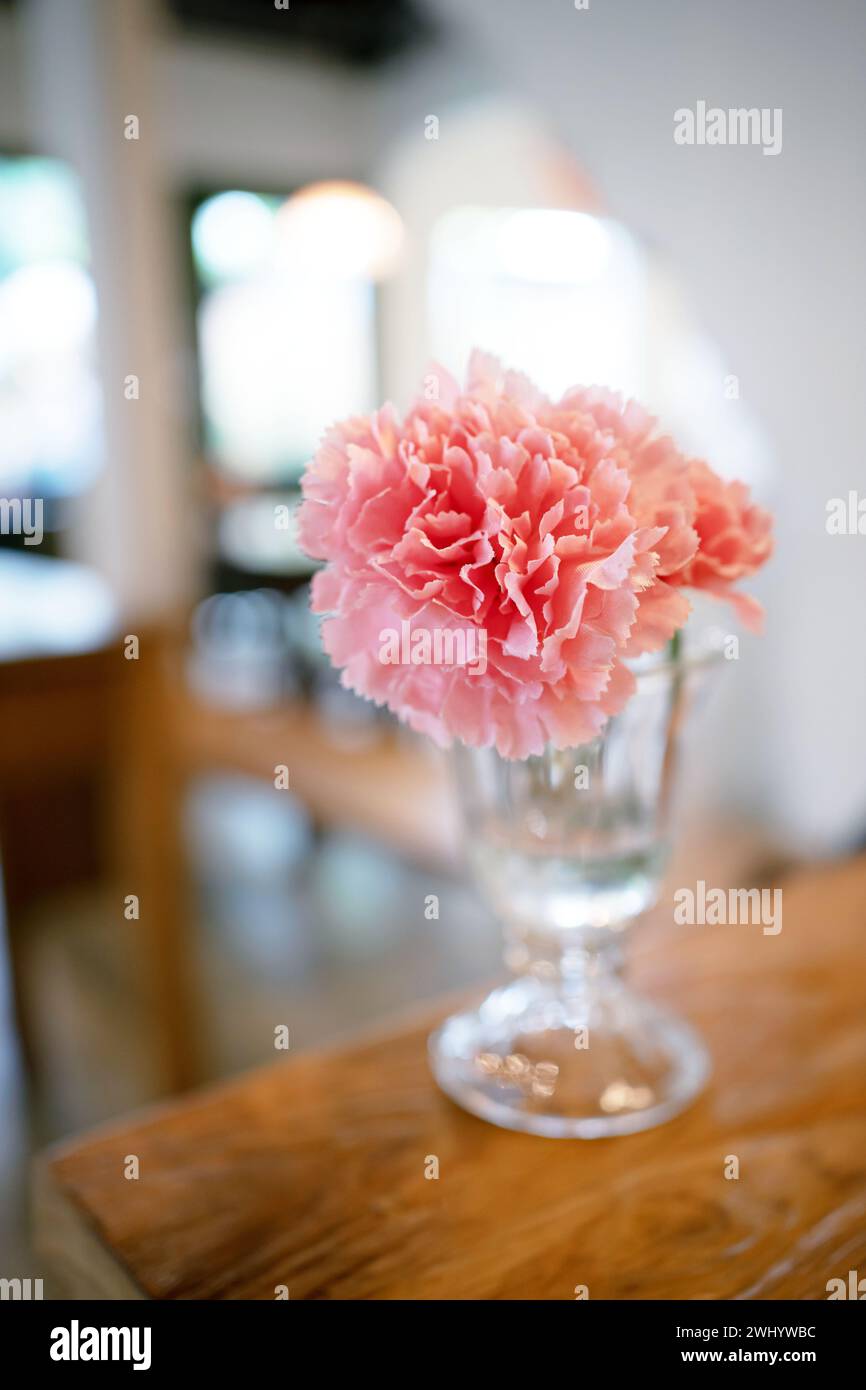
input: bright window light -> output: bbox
[493,209,612,284]
[429,206,648,401]
[191,181,397,483]
[275,180,404,281]
[196,267,375,481]
[191,191,276,285]
[0,155,101,496]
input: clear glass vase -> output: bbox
[429,649,717,1138]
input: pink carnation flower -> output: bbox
[298,353,772,758]
[669,460,773,631]
[539,385,773,641]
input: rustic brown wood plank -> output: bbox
[35,855,866,1300]
[31,1161,147,1301]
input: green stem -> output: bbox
[660,628,686,820]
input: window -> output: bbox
[0,155,101,507]
[190,181,402,486]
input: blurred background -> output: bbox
[1,0,864,1275]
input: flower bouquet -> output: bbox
[298,352,772,1137]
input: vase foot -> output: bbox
[428,976,710,1139]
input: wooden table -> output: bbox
[34,855,866,1300]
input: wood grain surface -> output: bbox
[35,855,866,1300]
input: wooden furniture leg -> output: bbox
[117,633,204,1095]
